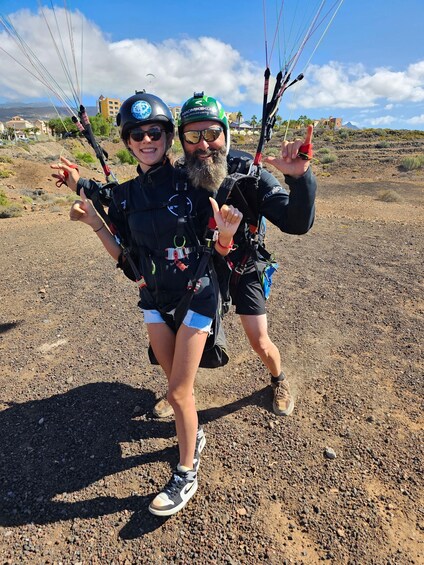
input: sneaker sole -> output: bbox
[148,479,198,517]
[273,398,295,416]
[152,405,174,418]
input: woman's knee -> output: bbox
[167,386,193,409]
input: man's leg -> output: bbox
[239,313,280,376]
[239,313,294,416]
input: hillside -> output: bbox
[0,129,423,564]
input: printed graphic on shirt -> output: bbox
[167,194,193,217]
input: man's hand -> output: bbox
[264,124,314,178]
[51,156,80,192]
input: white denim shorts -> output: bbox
[142,308,213,332]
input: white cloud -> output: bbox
[1,6,423,132]
[406,114,424,124]
[0,8,263,110]
[288,61,424,109]
[368,115,396,126]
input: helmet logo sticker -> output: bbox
[167,194,193,217]
[131,100,152,120]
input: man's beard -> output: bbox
[185,146,228,192]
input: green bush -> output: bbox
[400,155,424,171]
[0,190,9,206]
[75,152,96,164]
[170,139,182,156]
[377,190,402,203]
[0,203,23,218]
[116,149,137,165]
[375,141,390,149]
[0,169,13,178]
[265,147,280,157]
[0,156,13,163]
[319,153,337,164]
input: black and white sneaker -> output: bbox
[193,427,206,473]
[148,465,198,517]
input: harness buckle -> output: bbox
[166,247,187,260]
[234,264,246,275]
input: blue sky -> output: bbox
[1,0,423,129]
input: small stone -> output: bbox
[324,447,336,459]
[236,507,247,516]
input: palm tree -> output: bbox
[250,115,258,129]
[236,111,243,126]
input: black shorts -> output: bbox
[230,269,266,316]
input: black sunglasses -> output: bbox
[129,127,164,142]
[182,127,223,145]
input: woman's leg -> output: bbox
[147,321,175,381]
[168,323,208,468]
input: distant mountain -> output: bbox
[342,121,359,130]
[0,103,98,123]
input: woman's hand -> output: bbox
[70,188,102,230]
[264,124,313,178]
[51,156,80,192]
[209,198,243,254]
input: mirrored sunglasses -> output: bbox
[129,127,164,142]
[183,127,223,145]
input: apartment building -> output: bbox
[98,96,121,120]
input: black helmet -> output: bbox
[117,91,174,141]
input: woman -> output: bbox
[67,91,242,516]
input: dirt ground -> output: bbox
[0,134,423,564]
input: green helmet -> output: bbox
[178,92,230,153]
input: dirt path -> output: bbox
[0,170,423,563]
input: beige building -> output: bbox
[318,116,343,130]
[5,116,33,131]
[98,96,121,120]
[34,119,48,134]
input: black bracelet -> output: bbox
[93,224,104,233]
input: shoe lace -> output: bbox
[164,473,184,495]
[163,471,189,496]
[275,380,290,400]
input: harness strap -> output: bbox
[133,245,205,259]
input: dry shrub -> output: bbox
[377,190,402,203]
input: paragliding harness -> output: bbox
[112,168,230,369]
[224,151,279,301]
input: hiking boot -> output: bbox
[148,465,198,517]
[153,396,174,418]
[193,427,206,473]
[153,389,195,419]
[271,376,294,416]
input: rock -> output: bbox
[324,447,337,459]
